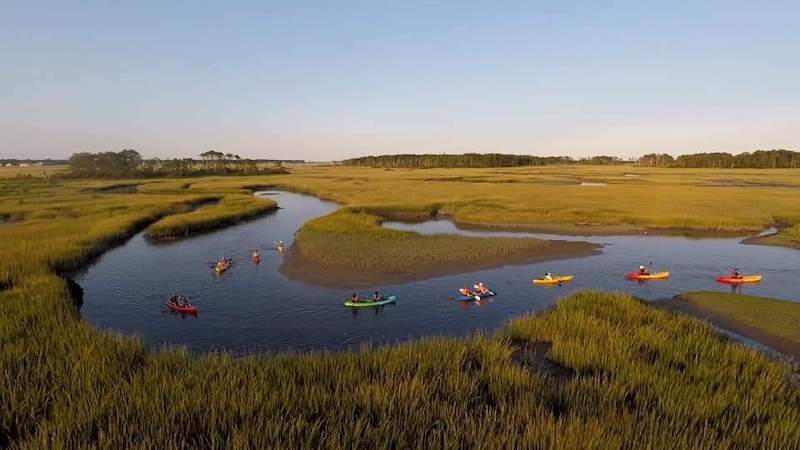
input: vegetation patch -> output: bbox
[85,182,142,193]
[677,291,800,358]
[272,165,800,237]
[146,195,277,240]
[281,207,599,287]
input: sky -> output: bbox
[1,1,798,161]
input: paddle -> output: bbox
[210,258,233,269]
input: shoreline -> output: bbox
[434,218,758,239]
[741,232,800,250]
[279,239,601,288]
[670,293,800,362]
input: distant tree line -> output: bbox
[341,153,625,168]
[0,158,67,166]
[637,149,800,168]
[65,149,288,178]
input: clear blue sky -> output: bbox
[1,1,798,160]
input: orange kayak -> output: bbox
[716,275,761,284]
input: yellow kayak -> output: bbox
[626,271,669,280]
[532,275,574,284]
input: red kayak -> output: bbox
[166,300,197,314]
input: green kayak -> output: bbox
[344,295,397,307]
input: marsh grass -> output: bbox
[289,207,595,278]
[3,169,800,447]
[146,195,277,240]
[679,291,800,347]
[273,165,800,233]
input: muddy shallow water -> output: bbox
[74,191,800,354]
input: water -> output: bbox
[75,191,800,354]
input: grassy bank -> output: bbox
[678,291,800,357]
[146,194,277,240]
[4,284,799,447]
[283,207,599,287]
[744,225,800,249]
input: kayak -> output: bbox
[166,300,197,314]
[532,275,573,284]
[344,295,397,307]
[214,259,232,273]
[717,274,762,284]
[457,290,497,302]
[625,271,670,280]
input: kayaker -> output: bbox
[638,265,648,275]
[477,283,488,295]
[459,287,471,297]
[373,291,382,301]
[351,293,359,304]
[731,268,741,279]
[544,272,554,281]
[252,250,259,259]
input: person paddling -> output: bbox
[459,287,472,297]
[351,293,359,304]
[372,291,383,301]
[638,265,649,275]
[252,249,259,259]
[730,268,741,279]
[544,272,554,281]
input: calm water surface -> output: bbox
[75,191,800,354]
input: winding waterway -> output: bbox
[74,191,800,354]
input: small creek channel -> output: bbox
[74,191,800,354]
